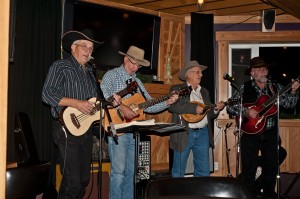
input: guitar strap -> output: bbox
[132,77,149,100]
[268,81,277,96]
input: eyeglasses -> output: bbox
[127,56,142,68]
[74,44,94,53]
[188,70,201,75]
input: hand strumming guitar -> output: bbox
[245,108,258,119]
[118,103,137,119]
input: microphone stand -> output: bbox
[276,91,280,199]
[88,60,118,199]
[228,80,243,177]
[224,122,233,177]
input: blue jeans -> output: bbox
[108,133,136,199]
[172,126,210,177]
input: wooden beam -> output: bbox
[267,0,300,19]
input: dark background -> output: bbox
[73,2,160,76]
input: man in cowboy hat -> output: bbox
[168,60,225,177]
[100,45,178,199]
[227,56,300,199]
[42,29,120,198]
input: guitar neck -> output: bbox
[138,94,172,109]
[262,81,294,107]
[204,104,216,110]
[107,89,129,103]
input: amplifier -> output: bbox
[137,135,151,180]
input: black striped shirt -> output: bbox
[42,55,98,118]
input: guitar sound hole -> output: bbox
[70,113,80,128]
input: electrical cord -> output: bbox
[215,15,259,32]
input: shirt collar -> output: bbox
[187,82,201,92]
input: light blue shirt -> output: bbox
[100,65,169,113]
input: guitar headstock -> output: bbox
[173,86,192,97]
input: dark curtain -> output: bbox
[190,14,216,168]
[7,0,62,163]
[190,13,215,101]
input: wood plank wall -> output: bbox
[0,0,10,197]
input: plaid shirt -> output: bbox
[100,65,169,113]
[226,80,299,129]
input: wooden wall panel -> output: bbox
[144,83,172,171]
[1,0,10,197]
[158,13,185,85]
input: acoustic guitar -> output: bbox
[103,86,192,131]
[181,98,239,123]
[60,81,137,136]
[239,77,299,134]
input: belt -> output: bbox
[189,127,202,130]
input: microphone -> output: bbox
[223,73,235,83]
[88,56,96,68]
[88,56,94,61]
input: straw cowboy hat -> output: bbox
[245,56,270,75]
[118,46,150,67]
[178,60,208,81]
[62,28,104,52]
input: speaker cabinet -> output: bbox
[262,9,276,32]
[14,112,40,167]
[280,172,300,198]
[83,171,109,199]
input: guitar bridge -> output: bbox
[70,113,80,129]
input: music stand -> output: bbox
[115,122,185,199]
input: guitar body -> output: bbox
[240,95,278,134]
[60,81,138,136]
[60,98,104,136]
[103,93,146,131]
[181,101,209,123]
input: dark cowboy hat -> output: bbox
[178,60,207,81]
[62,29,104,52]
[245,56,270,75]
[118,46,150,67]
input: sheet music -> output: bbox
[114,119,156,130]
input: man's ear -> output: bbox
[70,44,76,53]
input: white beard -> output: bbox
[258,77,268,83]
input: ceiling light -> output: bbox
[197,0,205,11]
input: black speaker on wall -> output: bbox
[262,9,276,32]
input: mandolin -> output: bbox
[181,99,239,123]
